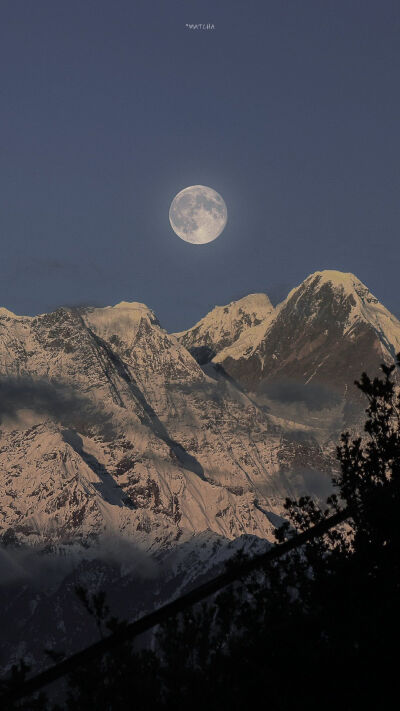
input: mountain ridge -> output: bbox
[1,267,397,553]
[1,267,391,673]
[0,297,317,552]
[173,293,275,363]
[211,270,400,391]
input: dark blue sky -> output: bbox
[1,0,399,330]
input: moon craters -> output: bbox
[169,185,227,244]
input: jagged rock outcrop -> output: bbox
[0,300,330,554]
[210,272,400,431]
[215,272,400,387]
[174,293,274,363]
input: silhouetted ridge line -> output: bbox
[0,506,351,704]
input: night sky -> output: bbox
[1,0,399,331]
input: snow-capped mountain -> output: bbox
[174,293,274,363]
[0,299,333,557]
[2,269,390,671]
[2,270,394,556]
[0,294,337,671]
[213,271,400,408]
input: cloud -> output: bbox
[258,380,341,411]
[0,544,75,588]
[0,376,112,433]
[257,466,334,503]
[0,536,157,589]
[20,257,104,279]
[26,259,77,276]
[1,258,83,282]
[288,466,334,500]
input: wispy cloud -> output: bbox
[0,536,157,589]
[0,376,112,433]
[259,380,341,411]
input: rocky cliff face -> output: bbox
[174,293,275,363]
[211,271,400,430]
[2,271,395,554]
[0,299,331,557]
[214,272,400,383]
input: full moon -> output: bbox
[169,185,227,244]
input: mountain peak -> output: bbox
[283,270,382,318]
[214,269,400,399]
[305,270,367,292]
[85,300,158,318]
[111,300,153,312]
[82,300,161,342]
[174,292,274,359]
[225,293,273,310]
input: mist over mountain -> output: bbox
[1,269,399,671]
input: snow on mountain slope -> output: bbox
[83,301,204,388]
[0,419,278,548]
[83,301,161,341]
[82,301,331,501]
[174,293,275,362]
[214,271,400,399]
[0,290,343,673]
[1,302,329,552]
